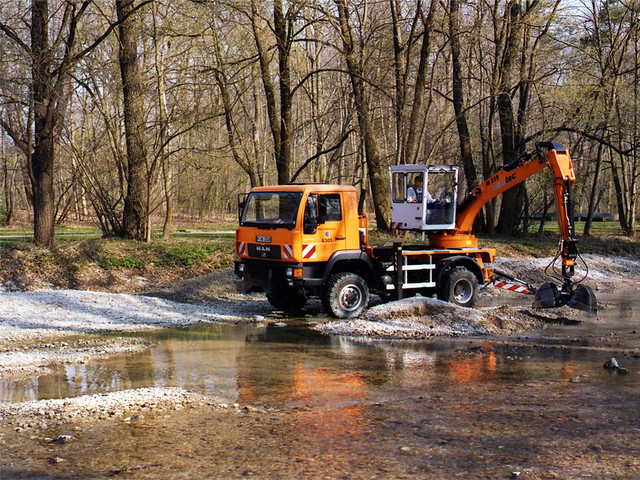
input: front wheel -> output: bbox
[267,287,307,313]
[323,272,370,319]
[437,266,478,308]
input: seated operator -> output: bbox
[407,176,433,203]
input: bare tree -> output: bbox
[250,0,297,184]
[0,1,88,244]
[334,0,389,230]
[117,0,149,241]
[448,0,478,191]
[494,0,561,235]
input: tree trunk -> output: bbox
[335,0,390,231]
[274,0,293,184]
[1,140,14,225]
[31,0,55,246]
[211,13,260,188]
[250,0,293,184]
[496,0,523,235]
[404,0,436,165]
[584,142,604,236]
[449,0,478,192]
[389,0,406,165]
[117,0,149,241]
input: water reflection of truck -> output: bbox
[235,142,597,318]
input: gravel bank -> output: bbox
[313,297,570,339]
[0,387,212,422]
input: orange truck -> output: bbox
[235,142,597,318]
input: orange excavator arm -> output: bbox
[454,143,576,273]
[456,143,574,238]
[442,142,596,313]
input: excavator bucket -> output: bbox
[568,284,598,314]
[532,282,557,309]
[533,281,598,315]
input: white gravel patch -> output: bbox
[0,289,258,378]
[0,289,248,334]
[0,336,148,379]
[0,387,213,420]
[578,254,640,281]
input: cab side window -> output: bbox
[392,172,406,202]
[318,194,342,222]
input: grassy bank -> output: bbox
[0,223,636,293]
[0,233,236,292]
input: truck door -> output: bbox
[302,193,346,262]
[391,171,426,230]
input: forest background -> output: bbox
[0,0,638,247]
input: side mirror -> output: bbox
[238,193,248,223]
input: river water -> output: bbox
[1,293,639,479]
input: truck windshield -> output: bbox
[240,192,303,229]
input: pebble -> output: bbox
[48,456,67,464]
[603,357,630,374]
[53,434,75,444]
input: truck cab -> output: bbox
[235,184,373,315]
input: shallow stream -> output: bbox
[2,293,639,407]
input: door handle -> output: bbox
[336,236,346,240]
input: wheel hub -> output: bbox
[340,286,362,311]
[453,280,473,304]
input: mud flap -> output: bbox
[532,281,557,309]
[568,284,598,315]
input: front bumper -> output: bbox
[234,260,326,294]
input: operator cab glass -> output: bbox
[240,192,303,229]
[390,165,458,231]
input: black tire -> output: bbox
[267,288,307,312]
[323,272,370,319]
[437,266,478,308]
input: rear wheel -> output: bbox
[323,272,369,319]
[438,266,478,308]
